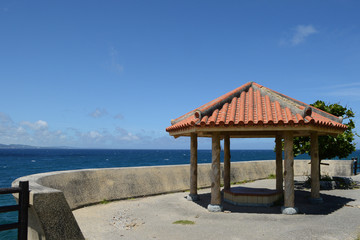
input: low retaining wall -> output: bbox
[12,159,353,240]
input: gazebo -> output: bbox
[166,82,347,214]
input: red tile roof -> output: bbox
[166,82,347,135]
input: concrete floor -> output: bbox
[73,176,360,240]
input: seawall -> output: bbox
[12,159,354,240]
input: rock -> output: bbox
[281,207,298,215]
[186,194,200,201]
[207,204,223,212]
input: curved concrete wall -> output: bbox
[12,159,353,240]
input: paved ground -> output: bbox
[74,175,360,240]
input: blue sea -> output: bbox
[0,149,359,239]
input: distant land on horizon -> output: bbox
[0,144,75,149]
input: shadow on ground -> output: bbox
[192,190,355,215]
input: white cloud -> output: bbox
[90,109,125,120]
[0,113,185,149]
[114,127,139,141]
[21,120,48,131]
[115,127,128,135]
[292,25,318,45]
[280,24,318,46]
[89,131,102,139]
[16,126,27,135]
[311,82,360,102]
[114,113,124,120]
[323,87,360,98]
[71,127,141,147]
[0,114,68,146]
[109,47,118,57]
[36,120,48,130]
[89,108,108,118]
[323,82,360,89]
[112,63,123,73]
[120,132,139,141]
[109,47,124,73]
[0,112,12,122]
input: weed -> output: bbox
[100,199,109,204]
[321,175,332,181]
[267,174,276,179]
[173,220,195,225]
[231,179,254,185]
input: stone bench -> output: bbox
[224,187,283,207]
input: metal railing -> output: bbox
[353,157,359,175]
[0,181,29,240]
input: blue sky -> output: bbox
[0,0,359,149]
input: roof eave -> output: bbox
[167,124,346,138]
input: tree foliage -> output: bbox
[293,100,357,160]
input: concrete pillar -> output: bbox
[310,132,323,204]
[187,133,199,201]
[208,133,223,212]
[275,135,283,192]
[223,135,231,191]
[282,131,298,214]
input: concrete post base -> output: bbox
[310,197,323,204]
[207,204,223,212]
[186,194,200,201]
[281,207,298,215]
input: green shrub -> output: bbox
[267,174,276,179]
